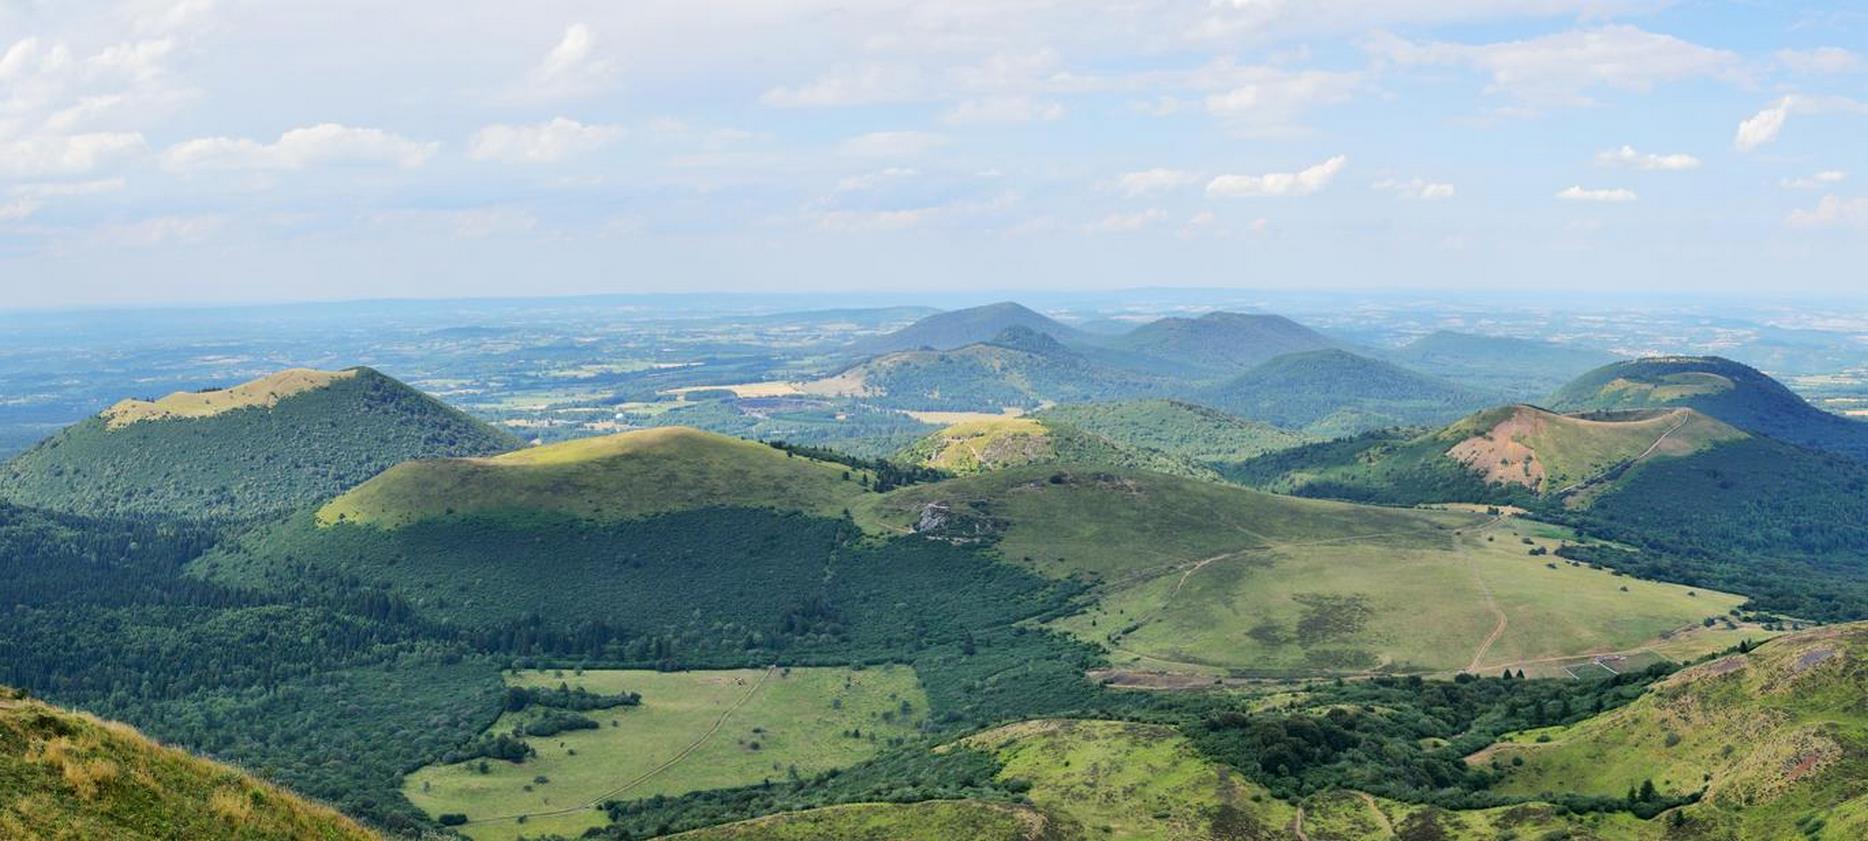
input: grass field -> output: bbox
[404,666,926,841]
[100,368,355,428]
[961,718,1296,840]
[1477,623,1868,837]
[664,800,1040,840]
[319,427,875,528]
[897,417,1055,474]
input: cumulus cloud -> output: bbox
[468,118,622,164]
[838,130,948,158]
[1594,145,1700,171]
[0,132,147,178]
[1781,170,1848,190]
[1556,185,1637,202]
[1735,95,1868,152]
[1786,195,1868,229]
[162,123,437,171]
[1776,47,1861,75]
[1372,26,1742,108]
[1372,177,1455,200]
[1116,168,1201,197]
[1087,208,1167,233]
[510,23,618,101]
[1207,155,1346,198]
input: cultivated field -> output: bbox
[405,665,927,841]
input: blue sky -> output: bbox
[0,0,1863,308]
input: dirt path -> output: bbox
[1356,792,1395,836]
[1554,409,1690,495]
[1291,806,1311,841]
[1462,516,1511,673]
[467,666,777,828]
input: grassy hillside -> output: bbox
[665,801,1043,841]
[1033,399,1314,463]
[317,427,872,528]
[875,466,1735,676]
[816,327,1160,412]
[1229,405,1868,620]
[1479,623,1868,837]
[0,367,518,520]
[0,687,377,840]
[1549,355,1868,460]
[1392,331,1620,399]
[1107,311,1341,377]
[408,666,928,841]
[1200,349,1494,436]
[849,302,1088,355]
[895,416,1215,479]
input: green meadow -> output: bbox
[405,666,927,841]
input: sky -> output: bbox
[0,0,1864,309]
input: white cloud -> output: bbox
[1781,170,1848,190]
[163,123,437,171]
[2,177,128,220]
[1087,208,1166,233]
[0,132,146,178]
[1776,47,1861,75]
[1556,185,1637,202]
[1735,95,1868,152]
[1207,155,1346,198]
[762,65,920,108]
[1372,177,1456,200]
[1594,145,1700,171]
[511,23,618,101]
[1116,168,1200,197]
[838,130,948,158]
[1373,26,1742,108]
[1786,195,1868,229]
[468,118,622,164]
[943,96,1064,125]
[1201,66,1360,134]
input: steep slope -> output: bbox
[1200,349,1494,436]
[317,426,872,528]
[1033,399,1314,463]
[0,687,377,840]
[0,367,518,520]
[1549,356,1868,460]
[1108,311,1342,376]
[894,415,1215,479]
[666,801,1044,841]
[1480,623,1868,837]
[1391,331,1620,399]
[848,302,1088,355]
[810,327,1160,412]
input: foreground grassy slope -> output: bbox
[409,666,927,841]
[895,416,1214,479]
[667,800,1044,841]
[1033,399,1314,463]
[1,367,518,520]
[0,687,376,841]
[318,426,872,527]
[1481,623,1868,837]
[875,466,1735,675]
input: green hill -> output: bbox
[895,415,1215,479]
[1033,399,1314,463]
[666,801,1043,841]
[1391,331,1620,399]
[1229,404,1868,620]
[1109,311,1342,377]
[1478,622,1868,837]
[0,367,518,520]
[0,687,377,840]
[811,327,1159,412]
[1199,349,1495,436]
[317,426,874,528]
[849,302,1088,355]
[1549,356,1868,460]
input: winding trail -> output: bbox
[465,665,777,828]
[1356,792,1395,837]
[1554,409,1691,496]
[1291,806,1311,841]
[1462,514,1512,673]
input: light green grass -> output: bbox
[404,666,926,841]
[664,800,1039,840]
[320,427,876,528]
[962,719,1295,840]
